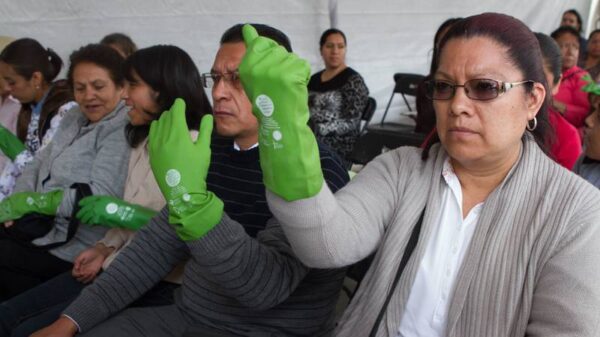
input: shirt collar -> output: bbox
[233,141,259,151]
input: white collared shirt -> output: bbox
[233,141,259,151]
[398,158,483,337]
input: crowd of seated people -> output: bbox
[0,9,598,337]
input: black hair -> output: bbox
[589,29,600,41]
[430,18,463,74]
[551,26,581,43]
[423,13,551,160]
[67,44,125,89]
[100,33,138,57]
[319,28,347,49]
[535,32,562,85]
[220,23,293,52]
[0,38,62,83]
[122,45,211,147]
[563,9,584,34]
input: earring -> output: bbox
[526,117,537,131]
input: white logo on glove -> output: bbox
[166,169,181,187]
[272,130,282,141]
[105,203,118,214]
[256,95,274,117]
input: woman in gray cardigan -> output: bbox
[242,13,600,337]
[0,44,130,300]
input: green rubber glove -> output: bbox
[0,190,63,222]
[148,98,224,240]
[0,124,26,160]
[76,195,156,230]
[239,24,323,201]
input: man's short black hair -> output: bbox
[220,23,293,52]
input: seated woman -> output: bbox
[551,26,591,136]
[535,32,582,169]
[0,38,76,199]
[0,45,210,337]
[308,28,368,166]
[0,39,20,175]
[241,13,600,336]
[581,29,600,80]
[0,44,131,301]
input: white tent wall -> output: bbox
[0,0,591,124]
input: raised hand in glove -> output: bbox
[239,24,323,201]
[148,98,224,240]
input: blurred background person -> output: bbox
[100,33,137,58]
[308,28,369,167]
[535,32,582,169]
[552,26,590,137]
[561,8,587,65]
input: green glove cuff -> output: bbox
[169,192,224,241]
[0,126,26,161]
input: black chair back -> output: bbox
[360,96,377,134]
[380,73,425,124]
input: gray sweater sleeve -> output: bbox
[56,125,130,219]
[526,201,600,336]
[267,148,421,268]
[185,213,310,310]
[62,208,189,332]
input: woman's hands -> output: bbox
[72,243,114,284]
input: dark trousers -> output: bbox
[0,270,179,337]
[0,238,72,301]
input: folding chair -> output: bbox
[360,96,377,134]
[379,73,425,124]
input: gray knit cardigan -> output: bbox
[268,134,600,337]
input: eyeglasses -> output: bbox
[424,79,534,101]
[201,71,240,88]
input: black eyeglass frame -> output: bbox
[201,71,240,88]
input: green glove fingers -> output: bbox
[0,190,63,222]
[75,195,156,230]
[239,24,323,201]
[148,99,224,241]
[0,124,26,160]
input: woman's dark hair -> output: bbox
[100,33,137,57]
[535,33,562,85]
[122,45,211,147]
[551,26,581,44]
[0,38,62,83]
[588,29,600,41]
[563,9,584,34]
[221,24,292,52]
[319,28,347,49]
[430,18,462,74]
[423,12,551,160]
[67,44,125,90]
